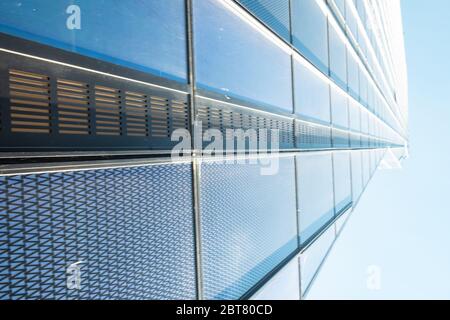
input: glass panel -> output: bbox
[331,86,349,129]
[297,153,334,243]
[335,210,351,235]
[200,156,298,300]
[0,0,188,82]
[194,0,293,113]
[328,23,347,89]
[347,53,360,100]
[368,83,375,112]
[333,0,346,17]
[346,1,358,40]
[332,152,352,214]
[351,150,363,201]
[251,257,300,300]
[294,59,331,123]
[291,0,329,73]
[371,149,377,175]
[361,109,369,134]
[349,100,361,132]
[356,0,368,31]
[362,150,371,186]
[359,70,368,106]
[237,0,291,41]
[300,226,335,295]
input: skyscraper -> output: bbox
[0,0,408,300]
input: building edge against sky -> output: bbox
[0,0,408,300]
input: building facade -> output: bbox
[0,0,408,300]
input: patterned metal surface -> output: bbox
[199,157,298,300]
[0,163,196,300]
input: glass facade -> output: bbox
[0,0,408,300]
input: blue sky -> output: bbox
[308,0,450,299]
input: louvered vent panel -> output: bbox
[150,96,170,138]
[125,91,148,137]
[281,120,292,145]
[196,106,208,132]
[222,110,232,129]
[9,69,50,134]
[332,128,350,148]
[171,100,189,131]
[0,51,190,152]
[350,132,362,148]
[222,110,233,141]
[242,114,251,130]
[195,101,294,150]
[232,112,242,129]
[57,79,90,135]
[296,121,332,149]
[94,85,122,136]
[209,108,221,129]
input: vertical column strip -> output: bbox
[186,0,204,300]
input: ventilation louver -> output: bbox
[9,69,51,134]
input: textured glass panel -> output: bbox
[0,0,187,82]
[300,226,335,295]
[250,257,300,300]
[351,150,364,201]
[291,0,329,73]
[0,163,196,300]
[200,157,298,300]
[297,153,334,243]
[294,59,331,123]
[237,0,290,41]
[194,0,293,112]
[332,152,352,214]
[331,86,349,129]
[328,24,347,89]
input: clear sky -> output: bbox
[308,0,450,299]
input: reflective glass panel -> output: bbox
[331,86,349,129]
[291,0,329,73]
[294,59,331,123]
[194,0,293,112]
[348,53,360,100]
[0,0,188,82]
[328,24,347,89]
[349,100,361,132]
